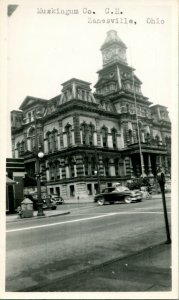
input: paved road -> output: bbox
[6,197,171,292]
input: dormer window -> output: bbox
[111,128,117,148]
[28,112,32,122]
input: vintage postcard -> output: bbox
[0,0,178,299]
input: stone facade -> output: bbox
[10,30,171,201]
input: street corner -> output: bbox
[6,210,70,223]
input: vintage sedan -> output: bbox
[94,187,142,205]
[50,194,64,205]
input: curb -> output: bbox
[6,211,70,223]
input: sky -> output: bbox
[3,0,178,157]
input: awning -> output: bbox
[6,176,16,185]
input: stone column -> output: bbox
[148,154,153,177]
[124,157,131,176]
[46,165,50,182]
[57,134,61,150]
[60,167,62,179]
[109,158,115,176]
[65,165,70,178]
[76,154,84,177]
[44,139,48,154]
[130,157,135,179]
[72,130,75,145]
[61,158,66,179]
[98,154,104,177]
[93,131,97,146]
[95,118,101,146]
[140,153,146,177]
[26,138,31,151]
[74,164,77,177]
[108,134,113,148]
[63,133,67,148]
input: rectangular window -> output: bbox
[70,185,75,197]
[50,188,54,194]
[87,184,92,195]
[94,183,99,195]
[56,187,60,195]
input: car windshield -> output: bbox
[102,188,115,193]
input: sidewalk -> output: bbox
[30,242,171,292]
[6,209,70,223]
[69,243,171,292]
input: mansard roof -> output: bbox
[61,78,91,87]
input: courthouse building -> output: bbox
[11,30,171,200]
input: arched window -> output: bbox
[84,157,89,175]
[69,157,75,178]
[114,158,119,176]
[49,163,55,180]
[155,135,160,144]
[128,129,133,144]
[29,127,36,151]
[104,158,109,176]
[89,124,94,146]
[65,124,72,146]
[101,126,108,147]
[55,161,60,179]
[52,129,58,151]
[46,132,52,153]
[111,128,117,148]
[81,123,87,145]
[20,140,25,155]
[145,132,150,144]
[91,156,97,175]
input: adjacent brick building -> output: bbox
[10,30,171,200]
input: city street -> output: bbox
[6,196,171,292]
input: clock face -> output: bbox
[103,47,126,63]
[103,49,114,62]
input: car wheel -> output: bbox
[97,198,105,206]
[51,206,57,210]
[124,196,132,204]
[110,202,114,205]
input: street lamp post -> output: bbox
[36,151,45,216]
[34,110,45,216]
[95,147,100,194]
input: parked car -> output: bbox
[25,193,57,210]
[94,186,142,205]
[49,194,64,205]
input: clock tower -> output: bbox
[94,30,143,97]
[101,30,127,66]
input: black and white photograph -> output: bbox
[0,0,178,298]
